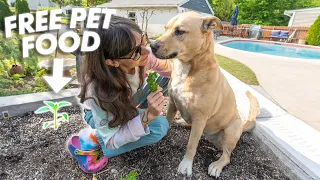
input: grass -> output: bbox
[61,17,70,24]
[216,54,259,85]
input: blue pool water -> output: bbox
[222,41,320,60]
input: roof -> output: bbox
[284,7,320,14]
[98,0,183,8]
[180,0,214,15]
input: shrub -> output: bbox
[0,0,13,31]
[306,15,320,46]
[15,0,30,15]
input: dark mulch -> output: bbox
[0,105,295,180]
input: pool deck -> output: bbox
[215,37,320,131]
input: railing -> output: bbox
[220,24,309,43]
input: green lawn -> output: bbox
[61,17,70,24]
[216,54,259,85]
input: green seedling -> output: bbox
[146,71,158,92]
[119,170,137,180]
[35,100,72,130]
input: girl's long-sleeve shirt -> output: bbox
[83,47,172,150]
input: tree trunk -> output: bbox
[139,9,146,31]
[145,10,154,34]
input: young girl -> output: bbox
[67,15,172,173]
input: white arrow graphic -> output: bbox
[43,58,72,93]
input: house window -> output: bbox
[128,12,136,22]
[66,10,72,15]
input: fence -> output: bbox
[220,24,310,43]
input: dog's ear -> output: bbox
[201,16,223,32]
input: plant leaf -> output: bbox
[58,101,72,108]
[43,101,56,109]
[35,106,51,114]
[61,113,69,121]
[42,121,53,129]
[58,113,69,121]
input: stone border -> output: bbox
[0,89,80,120]
[222,68,320,180]
[0,70,319,179]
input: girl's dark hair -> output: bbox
[78,15,145,128]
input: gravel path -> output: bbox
[0,104,297,180]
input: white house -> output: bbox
[7,0,15,6]
[7,0,57,10]
[98,0,214,37]
[284,7,320,27]
[27,0,57,11]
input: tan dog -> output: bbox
[150,12,260,178]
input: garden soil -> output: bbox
[0,102,299,180]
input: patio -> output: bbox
[214,36,320,131]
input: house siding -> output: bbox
[27,0,57,11]
[113,7,179,36]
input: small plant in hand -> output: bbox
[35,100,72,130]
[147,71,158,92]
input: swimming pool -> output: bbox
[221,40,320,60]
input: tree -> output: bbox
[209,0,235,22]
[212,0,320,26]
[306,15,320,46]
[0,0,13,31]
[15,0,30,15]
[81,0,110,7]
[138,8,155,32]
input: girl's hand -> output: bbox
[146,86,165,121]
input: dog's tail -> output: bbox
[243,91,260,132]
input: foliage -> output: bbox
[306,15,320,46]
[120,170,137,180]
[37,6,59,11]
[34,69,51,92]
[0,0,13,31]
[81,0,111,7]
[35,100,71,130]
[147,71,158,92]
[15,0,30,15]
[11,73,25,81]
[0,32,38,75]
[209,0,320,26]
[209,0,235,22]
[153,34,162,40]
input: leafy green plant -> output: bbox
[35,101,72,130]
[36,69,51,78]
[12,74,23,81]
[119,170,137,180]
[0,0,13,31]
[146,71,158,92]
[153,34,162,40]
[306,15,320,46]
[0,32,38,75]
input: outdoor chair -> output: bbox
[285,29,297,43]
[269,30,289,42]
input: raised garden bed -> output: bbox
[0,103,300,180]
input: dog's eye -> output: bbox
[175,29,185,36]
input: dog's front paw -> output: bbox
[178,156,193,176]
[208,161,224,178]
